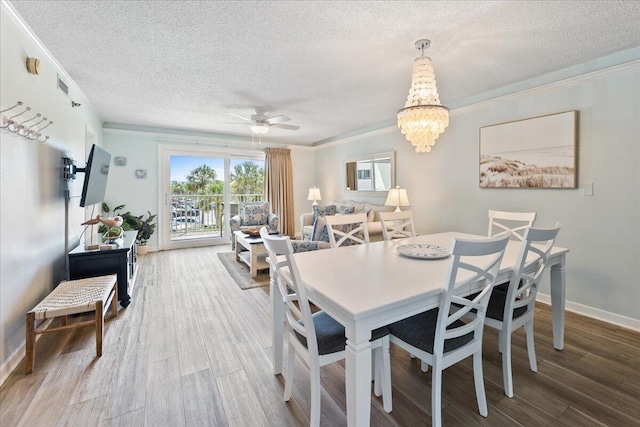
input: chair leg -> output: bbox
[112,283,118,317]
[283,339,295,402]
[431,364,443,427]
[309,361,321,427]
[498,330,504,353]
[25,312,36,375]
[501,330,514,398]
[96,300,104,357]
[525,321,538,372]
[381,337,393,413]
[420,359,429,373]
[473,351,488,417]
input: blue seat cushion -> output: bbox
[486,288,528,321]
[388,308,474,354]
[463,287,528,321]
[295,311,389,355]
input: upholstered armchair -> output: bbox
[230,201,279,249]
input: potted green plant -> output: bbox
[99,203,131,233]
[133,211,156,255]
[101,203,156,254]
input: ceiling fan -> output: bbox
[228,109,300,135]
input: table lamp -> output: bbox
[307,187,322,206]
[385,186,410,212]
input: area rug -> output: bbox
[217,252,270,290]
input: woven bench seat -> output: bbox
[26,274,118,374]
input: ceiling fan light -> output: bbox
[250,124,269,135]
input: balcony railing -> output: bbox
[170,193,264,240]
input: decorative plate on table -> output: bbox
[397,243,450,259]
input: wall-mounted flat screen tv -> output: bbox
[80,144,111,207]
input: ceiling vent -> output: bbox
[57,74,68,95]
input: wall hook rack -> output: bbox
[1,100,53,143]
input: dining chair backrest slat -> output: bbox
[379,210,417,240]
[324,212,370,248]
[488,210,536,242]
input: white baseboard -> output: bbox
[0,318,54,386]
[537,293,640,332]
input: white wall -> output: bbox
[314,66,640,323]
[102,131,160,247]
[0,4,103,378]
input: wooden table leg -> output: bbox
[235,234,241,262]
[250,245,258,278]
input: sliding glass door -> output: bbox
[159,145,264,250]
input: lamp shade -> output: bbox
[385,187,410,212]
[307,187,322,205]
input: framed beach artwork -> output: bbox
[479,111,577,188]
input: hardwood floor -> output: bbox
[2,245,639,426]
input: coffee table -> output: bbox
[233,231,269,278]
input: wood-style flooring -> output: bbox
[2,245,639,426]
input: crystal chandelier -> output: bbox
[397,39,449,153]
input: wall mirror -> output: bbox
[344,151,395,194]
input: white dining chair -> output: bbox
[488,210,536,241]
[379,210,416,240]
[324,212,369,248]
[260,228,392,426]
[386,235,510,427]
[471,224,561,398]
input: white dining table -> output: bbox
[269,231,569,426]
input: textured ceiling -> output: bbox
[9,1,640,146]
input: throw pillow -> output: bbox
[312,216,330,242]
[311,205,336,241]
[339,206,355,215]
[313,204,337,221]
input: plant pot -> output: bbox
[137,244,148,255]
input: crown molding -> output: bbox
[2,0,102,120]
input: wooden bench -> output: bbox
[25,274,118,374]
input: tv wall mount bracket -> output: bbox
[62,156,85,181]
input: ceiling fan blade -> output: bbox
[271,123,300,130]
[219,122,252,125]
[229,113,253,122]
[267,115,290,124]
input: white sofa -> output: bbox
[300,200,396,242]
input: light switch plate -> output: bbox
[582,183,593,196]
